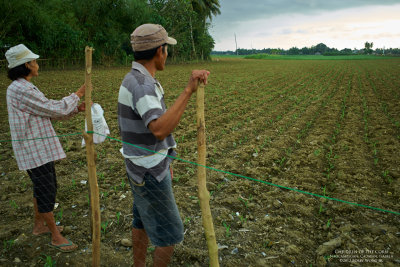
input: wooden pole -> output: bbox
[196,83,219,267]
[83,46,101,267]
[235,33,238,56]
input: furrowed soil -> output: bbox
[0,58,399,266]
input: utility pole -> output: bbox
[234,33,238,56]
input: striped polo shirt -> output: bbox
[118,62,176,184]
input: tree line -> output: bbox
[213,42,400,56]
[0,0,220,64]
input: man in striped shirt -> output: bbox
[118,24,209,266]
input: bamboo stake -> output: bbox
[196,83,219,267]
[83,46,101,267]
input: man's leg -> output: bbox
[132,228,149,267]
[153,246,174,267]
[128,170,182,267]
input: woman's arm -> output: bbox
[18,84,85,118]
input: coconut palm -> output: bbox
[189,0,220,58]
[191,0,221,21]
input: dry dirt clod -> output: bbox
[121,238,132,247]
[14,233,28,246]
[316,237,342,256]
[63,226,72,234]
[316,256,327,267]
[273,199,282,208]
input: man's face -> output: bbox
[156,45,168,71]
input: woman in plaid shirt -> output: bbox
[5,44,85,252]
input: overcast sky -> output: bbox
[209,0,400,51]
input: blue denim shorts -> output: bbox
[128,170,184,247]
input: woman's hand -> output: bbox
[78,102,86,112]
[75,84,86,98]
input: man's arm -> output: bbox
[148,70,210,140]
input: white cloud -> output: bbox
[211,3,400,50]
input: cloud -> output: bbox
[361,32,400,40]
[216,0,399,23]
[281,28,293,35]
[211,1,400,51]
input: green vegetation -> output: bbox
[222,221,231,237]
[116,212,121,225]
[3,240,14,253]
[244,54,397,60]
[40,254,56,267]
[101,220,109,235]
[120,180,126,191]
[213,42,400,56]
[56,208,63,222]
[0,0,220,63]
[9,200,18,209]
[211,55,248,59]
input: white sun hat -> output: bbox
[5,44,39,69]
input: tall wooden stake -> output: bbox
[83,46,101,267]
[196,83,219,267]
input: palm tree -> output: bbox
[364,41,374,54]
[191,0,221,20]
[189,0,220,59]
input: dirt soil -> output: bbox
[0,58,399,266]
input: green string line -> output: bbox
[1,130,399,216]
[0,132,83,142]
[88,131,400,216]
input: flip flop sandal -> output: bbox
[47,239,77,253]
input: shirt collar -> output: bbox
[132,61,154,80]
[132,61,164,94]
[17,77,37,88]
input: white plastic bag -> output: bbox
[82,103,110,146]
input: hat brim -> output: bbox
[166,37,177,45]
[30,52,40,59]
[26,52,40,62]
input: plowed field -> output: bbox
[1,58,399,266]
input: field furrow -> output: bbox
[1,58,399,266]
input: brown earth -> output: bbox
[0,58,399,266]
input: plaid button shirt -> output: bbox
[6,78,79,170]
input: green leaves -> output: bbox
[1,0,219,63]
[222,221,231,237]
